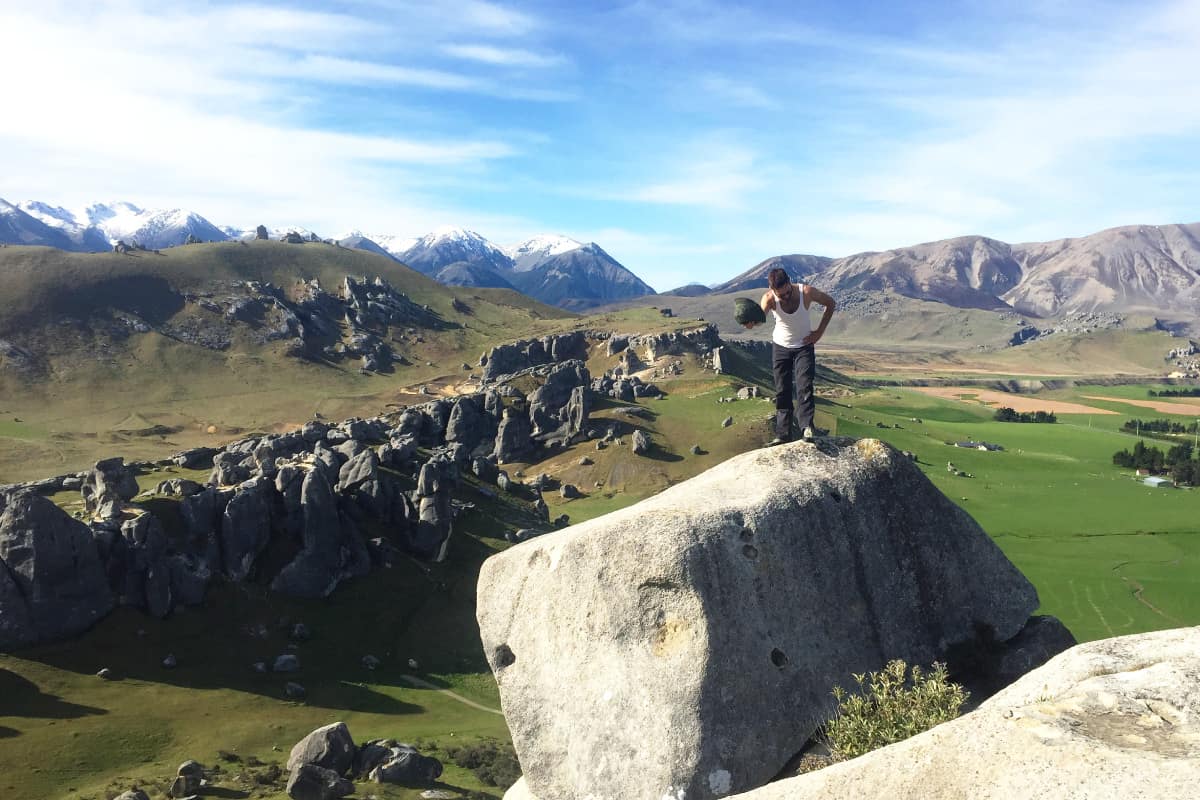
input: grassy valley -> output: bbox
[2,242,1198,800]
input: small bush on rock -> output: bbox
[823,659,966,760]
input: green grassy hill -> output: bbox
[0,244,691,483]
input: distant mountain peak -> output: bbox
[509,234,587,272]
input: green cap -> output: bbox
[734,297,766,325]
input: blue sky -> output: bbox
[1,0,1198,290]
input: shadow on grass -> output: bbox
[0,726,19,738]
[643,448,684,463]
[203,787,250,798]
[0,668,108,719]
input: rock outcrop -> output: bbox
[0,494,114,649]
[728,625,1200,800]
[478,438,1054,800]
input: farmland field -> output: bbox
[828,384,1200,643]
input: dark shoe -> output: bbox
[767,436,791,447]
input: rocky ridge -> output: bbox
[0,318,733,650]
[0,358,599,650]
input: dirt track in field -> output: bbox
[1081,396,1200,416]
[912,387,1119,415]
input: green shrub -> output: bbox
[444,739,522,790]
[823,659,967,760]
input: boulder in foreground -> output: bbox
[729,625,1200,800]
[478,437,1046,800]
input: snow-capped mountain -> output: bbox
[507,241,656,311]
[435,261,518,290]
[397,226,513,276]
[507,234,586,272]
[0,199,79,250]
[11,200,229,249]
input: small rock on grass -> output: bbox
[721,416,733,428]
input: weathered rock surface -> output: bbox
[81,457,140,519]
[730,626,1200,800]
[287,721,357,775]
[0,494,114,649]
[478,438,1041,800]
[286,763,354,800]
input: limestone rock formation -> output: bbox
[81,456,140,519]
[287,721,357,775]
[0,494,114,649]
[528,360,590,440]
[730,625,1200,800]
[478,438,1044,800]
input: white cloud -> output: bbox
[443,43,565,67]
[628,140,765,210]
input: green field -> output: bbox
[0,467,547,800]
[834,385,1200,643]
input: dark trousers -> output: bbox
[773,343,815,439]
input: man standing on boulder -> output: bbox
[744,268,836,444]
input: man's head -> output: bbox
[768,267,790,291]
[768,267,798,301]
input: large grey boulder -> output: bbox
[729,626,1200,800]
[493,406,533,464]
[477,438,1041,800]
[273,468,369,598]
[412,455,455,561]
[528,361,590,439]
[0,494,114,649]
[220,479,272,581]
[286,763,354,800]
[287,721,357,775]
[445,395,489,450]
[119,512,173,618]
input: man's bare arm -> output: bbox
[802,285,837,345]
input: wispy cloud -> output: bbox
[699,76,779,110]
[443,43,565,68]
[627,140,765,210]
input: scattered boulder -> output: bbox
[274,654,300,673]
[287,721,357,776]
[477,438,1046,800]
[721,416,733,428]
[170,772,201,798]
[286,763,354,800]
[560,484,582,499]
[370,746,443,785]
[285,681,307,699]
[114,791,151,800]
[631,430,650,455]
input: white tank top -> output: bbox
[771,286,812,348]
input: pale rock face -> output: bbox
[730,625,1200,800]
[477,437,1040,800]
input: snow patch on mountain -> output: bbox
[507,234,585,271]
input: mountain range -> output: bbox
[0,200,656,310]
[663,225,1200,319]
[2,197,1199,318]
